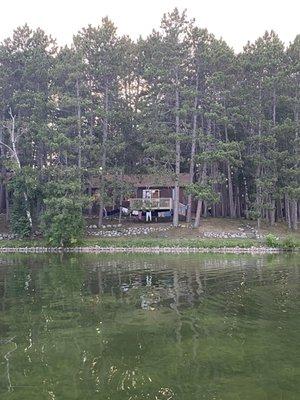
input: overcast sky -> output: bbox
[0,0,299,52]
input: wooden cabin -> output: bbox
[127,173,190,216]
[88,173,193,217]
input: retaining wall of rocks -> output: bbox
[86,225,171,237]
[0,233,19,240]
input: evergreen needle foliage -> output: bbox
[0,11,298,236]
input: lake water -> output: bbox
[0,253,299,399]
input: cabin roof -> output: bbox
[89,173,190,188]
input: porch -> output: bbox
[129,197,173,210]
[129,198,187,216]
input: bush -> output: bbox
[10,203,31,237]
[281,236,297,250]
[265,234,279,248]
[40,166,90,247]
[41,198,85,247]
[8,173,33,238]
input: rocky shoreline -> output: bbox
[0,246,285,254]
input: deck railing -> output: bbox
[129,198,173,210]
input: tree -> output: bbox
[139,9,192,226]
[41,167,88,246]
[0,15,298,234]
[239,32,285,228]
[74,18,123,227]
[0,25,56,232]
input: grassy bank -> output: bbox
[0,235,299,251]
[84,237,261,249]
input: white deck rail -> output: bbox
[129,198,173,210]
[129,198,186,216]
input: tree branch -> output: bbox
[0,140,14,155]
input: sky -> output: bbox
[0,0,299,52]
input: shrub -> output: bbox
[265,234,279,248]
[41,197,85,247]
[281,236,297,250]
[8,172,34,238]
[10,201,31,237]
[40,167,90,247]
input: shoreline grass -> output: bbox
[0,235,298,252]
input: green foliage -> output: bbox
[0,14,299,234]
[10,197,32,237]
[281,236,297,250]
[248,206,261,221]
[41,198,85,247]
[196,141,242,167]
[0,232,298,251]
[8,174,33,237]
[40,167,89,246]
[84,236,259,249]
[186,183,220,203]
[265,234,279,248]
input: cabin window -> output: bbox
[142,189,160,199]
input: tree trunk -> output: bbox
[194,162,207,228]
[268,88,277,227]
[269,199,276,226]
[236,185,241,218]
[5,184,9,222]
[76,78,82,170]
[285,193,291,229]
[88,182,93,217]
[98,85,109,227]
[256,84,263,229]
[276,199,283,221]
[186,73,199,223]
[0,111,6,213]
[194,199,202,229]
[221,186,226,217]
[290,91,299,231]
[243,178,250,219]
[0,183,5,213]
[173,71,180,227]
[118,169,124,224]
[226,162,235,218]
[291,199,298,231]
[2,110,33,229]
[224,124,235,218]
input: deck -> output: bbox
[129,198,173,210]
[129,198,187,215]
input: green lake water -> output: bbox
[0,253,299,400]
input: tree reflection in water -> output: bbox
[0,253,299,399]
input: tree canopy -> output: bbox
[0,9,299,242]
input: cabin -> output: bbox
[88,173,194,218]
[127,173,190,216]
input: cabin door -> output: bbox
[152,189,160,198]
